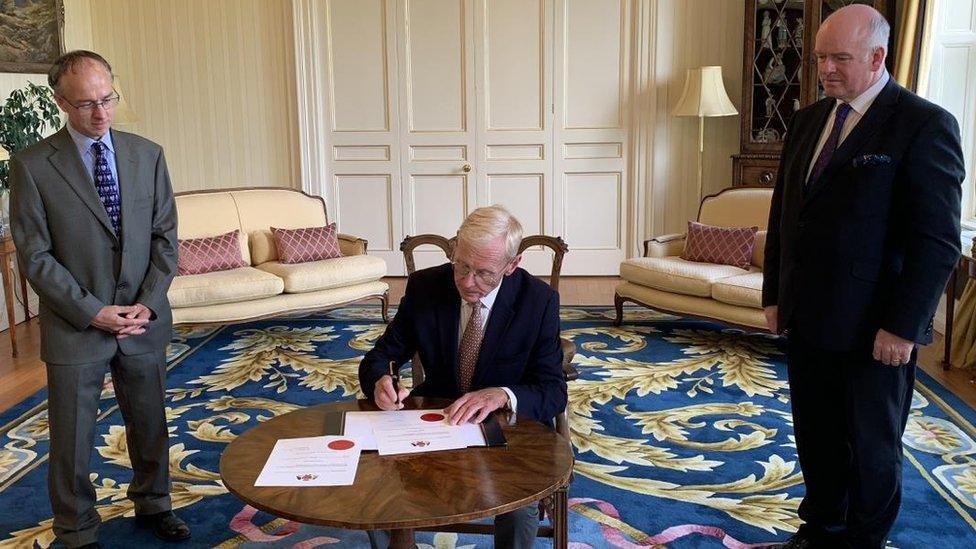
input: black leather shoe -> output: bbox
[756,535,818,549]
[135,510,191,542]
[780,535,817,549]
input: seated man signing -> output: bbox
[358,205,567,549]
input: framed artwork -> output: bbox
[0,0,65,74]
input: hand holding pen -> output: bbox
[389,361,401,408]
[373,360,409,410]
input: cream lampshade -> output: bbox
[673,66,738,203]
[0,147,8,162]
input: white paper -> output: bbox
[344,410,486,454]
[254,436,361,486]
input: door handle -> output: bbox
[461,164,472,173]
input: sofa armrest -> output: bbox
[643,233,686,257]
[338,233,368,256]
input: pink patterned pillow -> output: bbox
[680,221,758,269]
[177,230,247,275]
[272,224,343,264]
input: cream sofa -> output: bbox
[168,188,388,324]
[614,187,773,330]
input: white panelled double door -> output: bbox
[316,0,629,276]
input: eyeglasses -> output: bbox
[58,92,120,112]
[451,258,510,286]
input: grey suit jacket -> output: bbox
[10,127,178,364]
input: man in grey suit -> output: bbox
[9,51,188,548]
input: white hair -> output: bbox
[823,5,890,52]
[863,8,890,50]
[456,205,523,260]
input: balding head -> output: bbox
[814,5,889,102]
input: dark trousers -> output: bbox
[46,350,172,548]
[786,334,915,549]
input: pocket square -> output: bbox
[852,154,891,167]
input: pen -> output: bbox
[389,360,400,408]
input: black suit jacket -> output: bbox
[762,78,964,351]
[359,263,567,423]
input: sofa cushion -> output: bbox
[619,257,750,297]
[168,267,284,308]
[256,254,387,293]
[272,224,342,264]
[681,221,759,269]
[752,231,766,268]
[177,230,248,275]
[711,271,764,308]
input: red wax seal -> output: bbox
[327,439,355,450]
[420,413,445,422]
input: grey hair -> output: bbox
[863,9,890,50]
[456,205,523,260]
[48,50,113,93]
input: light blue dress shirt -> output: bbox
[65,124,119,185]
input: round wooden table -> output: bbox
[220,397,574,548]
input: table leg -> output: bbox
[1,251,17,357]
[553,488,569,549]
[17,260,29,321]
[942,263,959,370]
[389,529,416,549]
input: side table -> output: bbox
[941,237,976,371]
[1,234,31,357]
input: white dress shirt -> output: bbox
[458,283,518,413]
[806,70,890,181]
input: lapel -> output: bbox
[437,281,461,383]
[796,99,834,187]
[471,271,517,389]
[47,128,117,240]
[805,79,901,204]
[112,129,139,249]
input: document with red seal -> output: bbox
[254,435,361,486]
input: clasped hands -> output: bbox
[764,306,914,366]
[373,374,509,424]
[91,303,151,339]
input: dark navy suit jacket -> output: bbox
[762,78,964,351]
[359,263,567,423]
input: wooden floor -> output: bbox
[1,276,974,413]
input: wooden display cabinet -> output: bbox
[732,0,892,187]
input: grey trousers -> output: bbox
[367,504,540,549]
[46,350,172,548]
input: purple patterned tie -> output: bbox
[805,102,853,193]
[458,301,485,393]
[91,141,121,234]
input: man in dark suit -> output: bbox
[762,6,964,549]
[359,205,567,549]
[10,51,188,547]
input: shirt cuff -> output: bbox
[500,387,517,415]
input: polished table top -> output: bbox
[219,397,574,531]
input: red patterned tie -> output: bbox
[458,301,485,393]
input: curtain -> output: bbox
[951,277,976,370]
[893,0,934,92]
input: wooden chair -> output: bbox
[398,233,576,548]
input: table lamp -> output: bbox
[672,66,738,203]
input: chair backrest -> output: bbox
[697,186,773,229]
[399,234,568,292]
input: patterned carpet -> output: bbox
[1,305,975,548]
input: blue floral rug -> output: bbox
[1,306,975,548]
